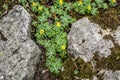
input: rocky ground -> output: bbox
[0,0,120,80]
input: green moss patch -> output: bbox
[61,57,93,79]
[89,7,120,30]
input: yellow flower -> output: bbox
[39,29,44,34]
[87,5,92,10]
[112,0,116,3]
[32,2,37,7]
[56,22,61,27]
[38,6,43,11]
[59,0,63,5]
[79,1,83,5]
[61,45,66,50]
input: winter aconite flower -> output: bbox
[87,5,92,10]
[56,22,61,27]
[79,0,83,5]
[59,0,63,5]
[61,45,66,50]
[38,6,43,11]
[32,2,37,7]
[112,0,116,3]
[39,29,44,34]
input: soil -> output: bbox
[0,0,120,80]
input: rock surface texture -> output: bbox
[103,70,120,80]
[67,17,120,80]
[0,5,41,80]
[68,17,114,62]
[113,26,120,46]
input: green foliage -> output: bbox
[46,56,62,74]
[18,0,34,7]
[18,0,117,16]
[109,0,117,6]
[74,69,79,75]
[31,1,75,74]
[73,0,116,15]
[2,4,8,10]
[18,0,27,7]
[95,0,108,9]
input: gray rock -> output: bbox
[67,17,114,62]
[80,70,120,80]
[103,70,120,80]
[0,5,41,80]
[113,26,120,46]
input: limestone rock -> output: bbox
[103,70,120,80]
[113,26,120,46]
[0,5,41,80]
[67,17,114,62]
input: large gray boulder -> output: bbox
[67,17,114,62]
[0,5,41,80]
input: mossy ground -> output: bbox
[89,7,120,30]
[61,57,93,80]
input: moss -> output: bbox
[94,43,120,70]
[60,58,75,80]
[60,57,94,80]
[75,58,93,79]
[107,43,120,70]
[89,8,120,30]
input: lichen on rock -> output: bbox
[67,17,114,62]
[0,5,41,80]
